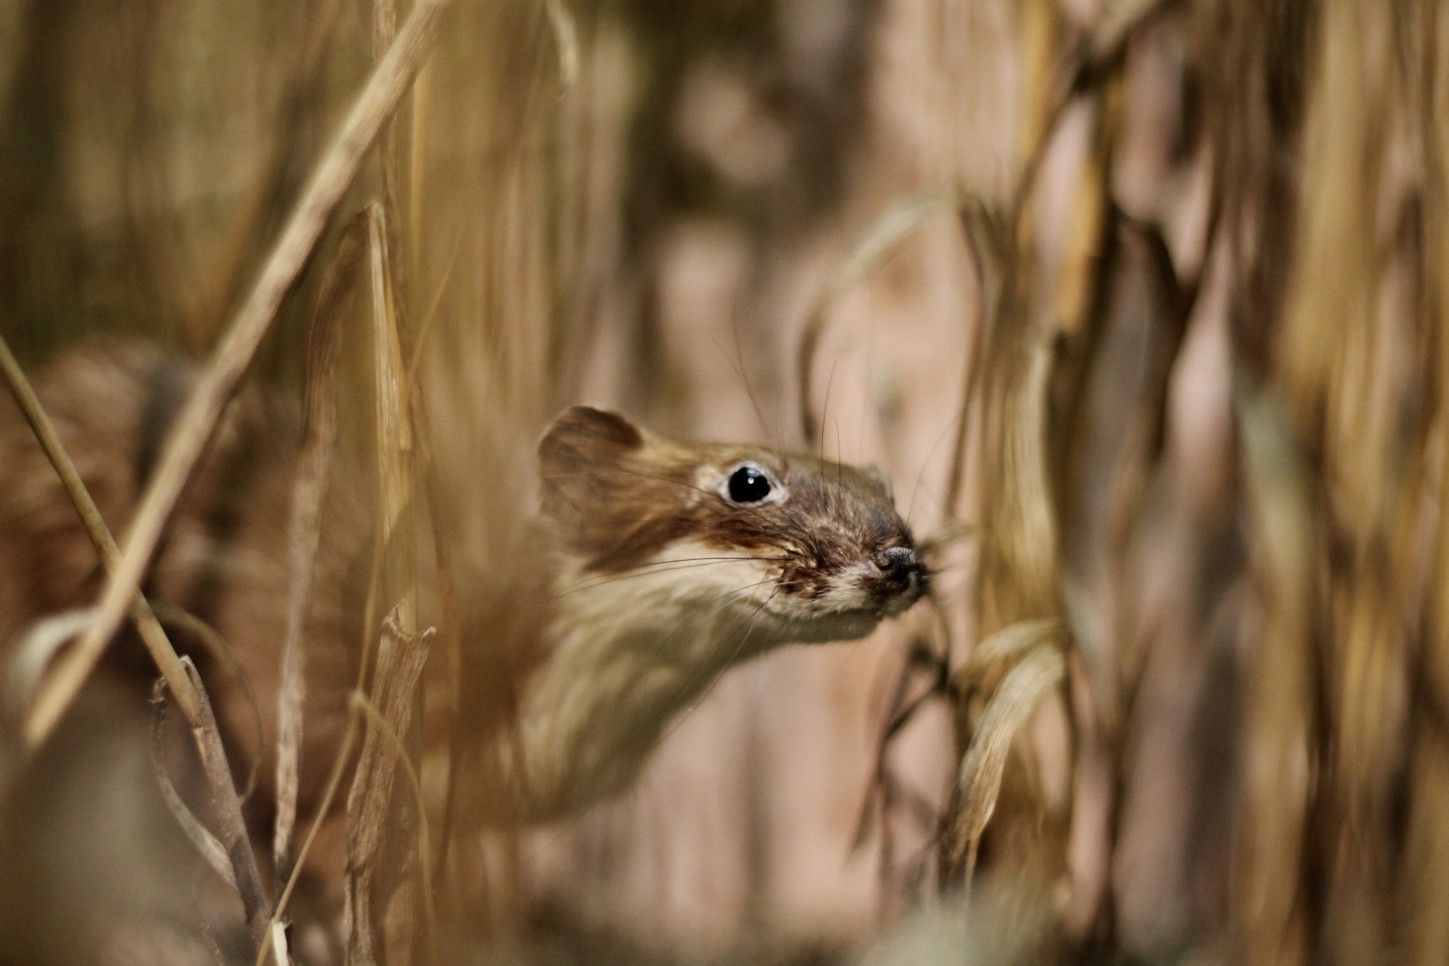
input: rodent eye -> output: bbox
[727,464,772,503]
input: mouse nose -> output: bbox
[874,545,925,594]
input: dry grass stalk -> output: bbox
[178,657,272,957]
[339,202,431,965]
[275,216,367,888]
[1407,12,1449,963]
[342,611,435,966]
[1233,3,1448,962]
[931,0,1195,941]
[22,0,454,752]
[150,682,237,894]
[371,0,411,353]
[150,601,268,801]
[927,1,1449,960]
[1236,390,1316,964]
[262,708,363,966]
[365,193,418,639]
[351,691,439,962]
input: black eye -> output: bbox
[727,464,772,503]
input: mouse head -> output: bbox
[538,406,928,643]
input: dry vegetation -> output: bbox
[1,0,1447,963]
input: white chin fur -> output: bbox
[772,608,882,643]
[521,538,891,814]
[563,539,888,651]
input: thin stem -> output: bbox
[22,0,455,751]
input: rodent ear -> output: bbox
[539,407,645,464]
[538,407,647,524]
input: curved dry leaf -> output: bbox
[798,190,994,445]
[150,603,266,802]
[274,213,363,885]
[5,608,97,722]
[150,681,236,893]
[948,639,1067,885]
[1004,341,1062,608]
[543,0,580,93]
[961,617,1064,681]
[826,192,967,300]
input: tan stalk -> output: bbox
[274,216,367,887]
[22,0,454,751]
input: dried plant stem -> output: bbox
[22,0,454,751]
[366,203,418,633]
[797,190,967,447]
[343,612,435,966]
[352,691,440,965]
[150,602,267,799]
[175,657,272,957]
[342,201,427,965]
[260,705,363,966]
[0,334,201,727]
[368,193,416,642]
[151,687,236,892]
[275,215,367,888]
[372,0,412,349]
[543,0,581,91]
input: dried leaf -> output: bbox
[947,633,1067,885]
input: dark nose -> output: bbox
[874,545,925,594]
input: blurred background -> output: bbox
[2,0,1449,963]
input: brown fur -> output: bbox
[0,341,368,806]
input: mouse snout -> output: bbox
[873,545,926,597]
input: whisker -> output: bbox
[729,586,782,656]
[905,411,964,527]
[649,577,778,659]
[713,333,776,450]
[818,358,839,474]
[835,418,844,491]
